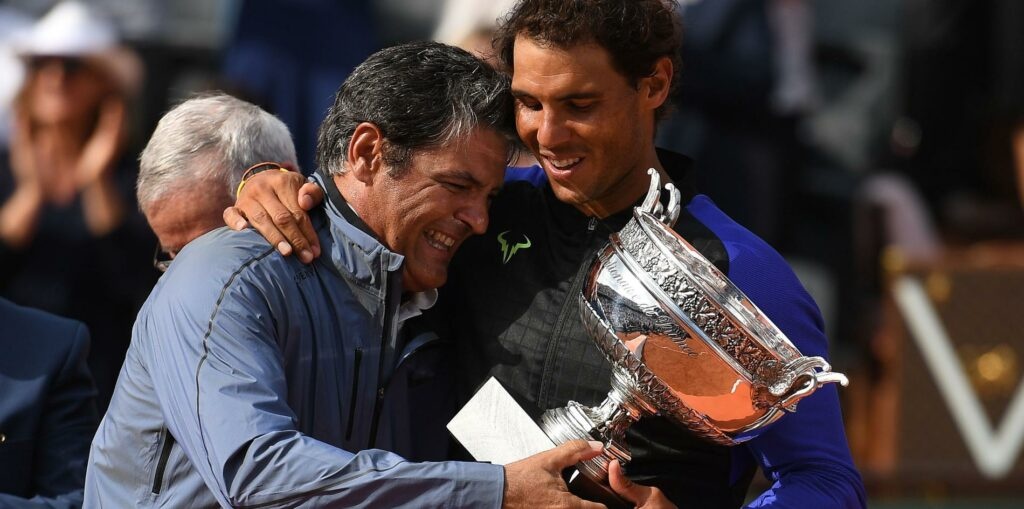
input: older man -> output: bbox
[137,93,299,268]
[85,42,605,508]
[232,1,866,508]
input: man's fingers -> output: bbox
[545,440,604,471]
[243,202,292,256]
[607,461,676,508]
[607,459,647,505]
[270,186,318,263]
[249,189,312,261]
[223,207,249,231]
[276,183,319,262]
[297,182,324,211]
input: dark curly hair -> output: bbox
[317,41,517,176]
[494,0,682,121]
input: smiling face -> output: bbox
[362,127,507,293]
[511,36,670,217]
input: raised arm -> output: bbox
[731,252,866,509]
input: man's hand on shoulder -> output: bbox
[503,440,606,509]
[223,170,324,263]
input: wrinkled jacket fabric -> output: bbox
[84,176,502,508]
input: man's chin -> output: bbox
[403,268,447,294]
[549,181,591,209]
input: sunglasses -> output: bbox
[153,243,173,273]
[28,55,87,75]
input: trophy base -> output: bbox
[566,468,632,509]
[448,377,632,507]
[540,401,631,483]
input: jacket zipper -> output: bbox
[151,428,175,494]
[367,270,398,449]
[344,347,363,440]
[376,335,447,410]
[538,216,601,405]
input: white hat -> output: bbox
[14,1,142,95]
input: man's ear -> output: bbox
[346,122,385,185]
[640,56,673,111]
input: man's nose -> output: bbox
[536,109,570,148]
[456,198,489,235]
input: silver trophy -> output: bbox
[449,170,848,504]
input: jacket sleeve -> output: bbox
[140,262,504,508]
[726,247,867,509]
[0,321,97,509]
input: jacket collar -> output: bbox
[312,169,404,288]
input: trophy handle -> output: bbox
[638,168,682,228]
[777,356,850,410]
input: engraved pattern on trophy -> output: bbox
[618,217,779,386]
[593,265,697,356]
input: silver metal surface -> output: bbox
[452,170,848,496]
[539,168,849,481]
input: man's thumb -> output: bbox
[608,459,648,505]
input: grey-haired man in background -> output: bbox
[136,93,298,267]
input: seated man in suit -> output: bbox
[0,297,97,508]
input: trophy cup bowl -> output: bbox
[537,170,849,491]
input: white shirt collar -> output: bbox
[397,288,438,328]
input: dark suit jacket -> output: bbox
[0,298,98,508]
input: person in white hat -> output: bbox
[0,0,141,248]
[0,1,153,427]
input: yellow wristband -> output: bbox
[235,163,291,197]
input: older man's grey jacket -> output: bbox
[84,184,503,508]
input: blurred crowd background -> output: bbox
[1,1,1022,507]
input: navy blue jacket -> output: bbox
[0,298,98,508]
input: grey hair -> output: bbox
[137,92,297,209]
[317,41,517,177]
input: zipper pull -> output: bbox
[587,217,598,232]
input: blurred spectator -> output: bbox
[221,0,378,172]
[658,0,795,246]
[373,0,445,47]
[433,0,517,64]
[891,0,1024,242]
[0,297,98,509]
[0,1,156,413]
[137,92,298,267]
